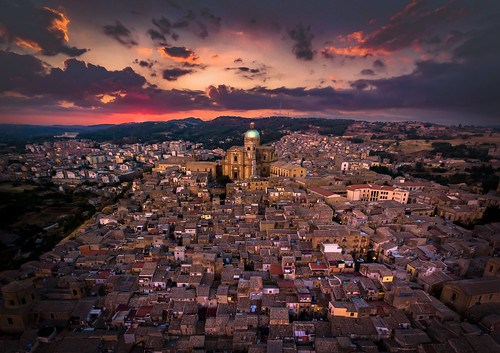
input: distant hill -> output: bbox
[0,124,113,144]
[0,117,353,149]
[77,116,354,148]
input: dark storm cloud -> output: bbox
[0,50,145,107]
[150,16,178,41]
[0,50,46,92]
[103,86,210,114]
[348,57,500,114]
[164,6,221,39]
[350,81,369,90]
[162,68,193,81]
[133,59,155,69]
[360,69,375,76]
[359,0,465,52]
[147,29,166,41]
[161,46,198,60]
[452,25,498,60]
[373,59,386,70]
[195,21,209,39]
[103,21,138,47]
[0,50,210,114]
[0,0,87,56]
[207,85,276,110]
[152,17,172,34]
[205,84,368,112]
[288,23,314,60]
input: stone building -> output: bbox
[222,123,276,180]
[0,280,36,334]
[270,161,306,178]
[440,277,500,315]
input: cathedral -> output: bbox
[222,122,276,180]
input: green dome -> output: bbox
[244,129,260,139]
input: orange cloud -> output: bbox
[15,37,42,51]
[321,45,382,58]
[135,47,153,55]
[322,30,390,58]
[347,31,364,43]
[42,7,70,42]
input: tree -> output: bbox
[480,205,500,224]
[482,177,499,194]
[216,175,232,187]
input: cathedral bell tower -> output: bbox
[244,122,260,178]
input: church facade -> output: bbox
[222,123,276,180]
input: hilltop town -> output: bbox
[0,120,499,353]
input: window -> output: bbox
[234,156,238,162]
[31,294,35,299]
[7,318,13,325]
[51,313,55,319]
[21,298,26,305]
[451,293,456,301]
[73,289,78,296]
[9,300,14,306]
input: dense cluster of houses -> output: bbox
[0,130,499,353]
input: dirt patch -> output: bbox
[23,206,78,228]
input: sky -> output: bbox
[0,0,499,126]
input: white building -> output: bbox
[346,184,409,204]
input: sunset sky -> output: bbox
[0,0,499,125]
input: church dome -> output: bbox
[244,122,260,139]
